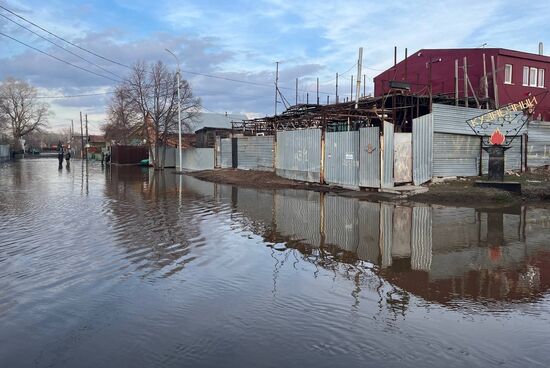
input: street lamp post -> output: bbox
[166,48,183,173]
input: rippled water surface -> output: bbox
[1,158,549,368]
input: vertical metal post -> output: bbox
[295,78,298,105]
[455,59,458,106]
[491,55,499,108]
[316,77,319,105]
[80,112,84,159]
[336,72,339,103]
[350,75,354,101]
[355,47,363,109]
[464,56,468,107]
[482,53,489,108]
[363,74,366,97]
[404,48,408,80]
[85,113,88,161]
[274,61,279,115]
[176,69,182,172]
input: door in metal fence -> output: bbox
[382,121,394,188]
[359,127,380,188]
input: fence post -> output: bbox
[320,127,326,184]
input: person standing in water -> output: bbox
[57,142,64,169]
[65,148,71,169]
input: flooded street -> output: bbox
[1,158,549,368]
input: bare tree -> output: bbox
[125,61,200,169]
[0,78,49,150]
[102,85,141,144]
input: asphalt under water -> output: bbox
[1,158,549,368]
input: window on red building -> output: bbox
[538,68,545,88]
[530,67,538,87]
[523,66,529,86]
[504,64,512,84]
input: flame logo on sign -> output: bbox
[489,128,505,145]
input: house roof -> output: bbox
[187,112,247,132]
[88,135,106,143]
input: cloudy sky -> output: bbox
[1,0,549,132]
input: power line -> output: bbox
[0,31,120,83]
[0,12,123,81]
[0,4,368,98]
[0,4,130,69]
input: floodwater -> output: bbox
[1,159,549,368]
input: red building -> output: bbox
[374,47,550,120]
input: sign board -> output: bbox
[466,93,547,147]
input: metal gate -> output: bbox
[412,113,433,185]
[382,121,394,188]
[359,127,380,188]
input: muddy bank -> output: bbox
[187,168,550,205]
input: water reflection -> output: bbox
[2,160,550,367]
[116,168,550,306]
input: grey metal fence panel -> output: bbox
[382,121,394,188]
[481,135,523,173]
[433,133,480,177]
[323,195,359,252]
[0,144,9,158]
[324,131,360,188]
[156,146,176,168]
[276,129,321,182]
[380,203,393,268]
[237,136,274,171]
[411,205,432,271]
[413,113,433,185]
[527,121,550,168]
[432,104,486,135]
[359,127,380,188]
[176,148,215,171]
[274,189,321,247]
[357,201,380,262]
[220,138,232,168]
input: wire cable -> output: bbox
[0,4,131,69]
[0,12,123,81]
[0,31,120,83]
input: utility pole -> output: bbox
[316,77,319,105]
[463,56,468,107]
[85,113,88,161]
[355,47,363,109]
[454,59,459,106]
[363,74,366,97]
[335,73,339,103]
[491,55,499,108]
[165,48,183,172]
[295,78,298,105]
[80,112,84,159]
[482,53,489,108]
[350,75,353,102]
[274,61,279,115]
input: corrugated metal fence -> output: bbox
[220,138,232,168]
[324,131,360,188]
[527,121,550,168]
[276,129,321,182]
[0,144,9,159]
[176,148,215,171]
[412,113,433,185]
[237,136,275,171]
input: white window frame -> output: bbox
[523,66,529,86]
[530,67,538,87]
[504,64,513,84]
[538,68,545,88]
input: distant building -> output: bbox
[190,112,247,148]
[373,47,550,120]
